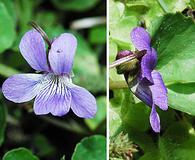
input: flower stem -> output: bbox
[28,21,51,49]
[40,116,89,135]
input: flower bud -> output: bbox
[116,50,140,75]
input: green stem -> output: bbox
[157,0,169,13]
[40,116,89,135]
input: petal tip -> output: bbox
[70,86,97,119]
[130,27,151,51]
[150,106,161,133]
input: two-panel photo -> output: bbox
[0,0,195,159]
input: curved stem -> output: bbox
[40,116,89,135]
[28,21,51,49]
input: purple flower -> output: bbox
[2,29,97,118]
[118,27,168,132]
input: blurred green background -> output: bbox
[0,0,106,159]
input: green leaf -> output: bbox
[125,1,149,17]
[15,0,38,30]
[167,83,195,115]
[157,108,176,130]
[158,121,195,160]
[143,0,188,28]
[163,0,189,12]
[89,25,106,44]
[139,149,160,160]
[126,129,157,153]
[109,40,125,83]
[0,2,16,53]
[45,25,65,39]
[140,121,195,160]
[121,90,150,132]
[35,11,57,28]
[150,13,195,115]
[0,103,6,146]
[109,106,122,138]
[190,0,195,8]
[0,0,16,22]
[73,33,105,92]
[33,134,55,157]
[109,1,138,49]
[109,0,120,24]
[109,39,118,62]
[52,0,99,11]
[72,135,106,160]
[85,96,106,130]
[153,13,195,84]
[109,89,126,137]
[12,0,39,51]
[3,148,39,160]
[110,16,138,48]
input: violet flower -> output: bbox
[117,27,168,132]
[2,29,97,118]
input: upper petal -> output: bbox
[48,33,77,75]
[150,104,160,133]
[140,48,157,84]
[2,74,43,103]
[70,85,97,118]
[19,30,49,71]
[150,70,168,110]
[33,74,71,116]
[131,27,151,51]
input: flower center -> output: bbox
[40,73,75,94]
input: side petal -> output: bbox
[140,48,157,84]
[150,105,160,133]
[130,27,151,51]
[70,86,97,118]
[34,76,71,116]
[2,74,43,103]
[19,30,49,71]
[150,70,168,110]
[49,33,77,75]
[134,80,153,107]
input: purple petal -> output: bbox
[134,81,153,107]
[19,30,49,71]
[140,48,157,84]
[150,104,160,133]
[131,27,151,51]
[2,74,43,103]
[150,70,168,110]
[70,86,97,118]
[49,33,77,75]
[34,77,71,116]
